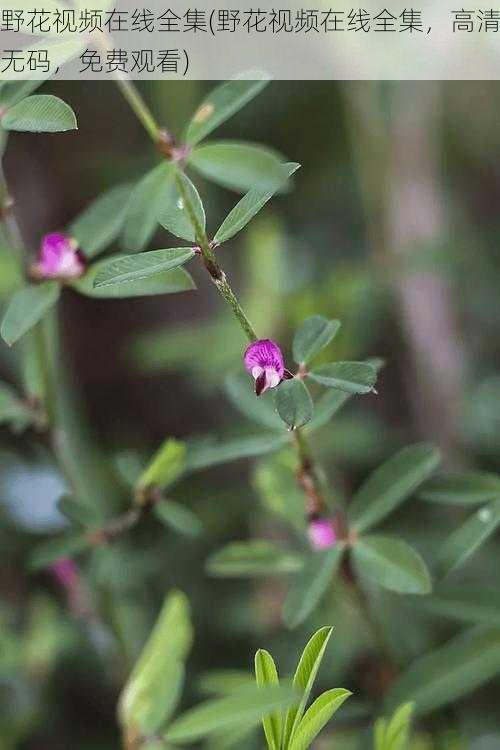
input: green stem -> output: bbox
[114,77,161,144]
[212,273,258,343]
[173,171,258,343]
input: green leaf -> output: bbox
[189,141,288,193]
[71,257,195,299]
[122,163,174,251]
[184,75,270,147]
[119,590,193,735]
[254,650,282,750]
[422,585,500,625]
[186,434,288,473]
[1,95,77,133]
[375,703,414,750]
[57,495,100,527]
[288,688,351,750]
[283,626,334,747]
[93,248,196,289]
[22,329,46,402]
[308,361,377,394]
[436,502,500,577]
[138,438,186,491]
[1,282,60,346]
[283,545,345,629]
[69,184,131,259]
[153,499,203,538]
[28,534,89,571]
[385,625,500,716]
[225,374,285,431]
[274,379,313,430]
[0,79,45,109]
[349,444,441,533]
[157,170,205,243]
[305,390,351,433]
[213,163,300,245]
[419,472,500,505]
[352,535,431,595]
[164,684,298,744]
[293,316,341,365]
[198,670,254,696]
[0,381,32,428]
[206,540,303,578]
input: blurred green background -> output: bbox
[2,80,500,748]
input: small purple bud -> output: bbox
[32,232,85,281]
[308,517,337,550]
[51,557,79,588]
[244,339,285,396]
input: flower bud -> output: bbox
[31,232,85,281]
[308,517,337,550]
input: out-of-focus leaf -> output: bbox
[352,535,432,595]
[184,75,270,147]
[1,95,77,132]
[419,473,500,505]
[138,438,186,491]
[93,248,196,288]
[28,533,89,570]
[289,688,351,750]
[0,79,45,108]
[0,38,84,82]
[71,257,195,298]
[186,433,288,473]
[157,170,205,243]
[57,495,100,527]
[385,625,500,716]
[225,374,285,430]
[283,626,334,747]
[293,316,341,365]
[164,683,298,744]
[189,141,288,193]
[0,381,32,428]
[198,670,254,696]
[69,184,131,258]
[422,585,500,625]
[119,590,193,735]
[1,282,60,346]
[213,163,300,245]
[207,721,258,750]
[305,389,352,433]
[253,451,305,532]
[153,499,203,538]
[436,503,500,577]
[274,379,313,430]
[122,162,174,251]
[349,444,441,534]
[255,649,281,750]
[374,702,414,750]
[206,541,303,578]
[22,329,46,402]
[283,545,345,629]
[308,361,377,394]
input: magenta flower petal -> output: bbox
[244,339,285,396]
[308,517,337,550]
[32,232,85,280]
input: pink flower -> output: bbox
[308,517,337,550]
[51,557,79,588]
[31,233,85,280]
[244,339,285,396]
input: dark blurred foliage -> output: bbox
[2,81,500,749]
